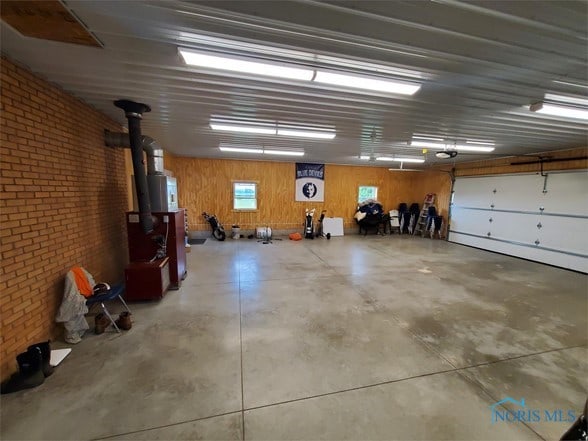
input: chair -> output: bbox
[86,284,131,333]
[425,205,437,232]
[67,267,131,333]
[408,203,420,234]
[389,210,400,234]
[398,203,410,234]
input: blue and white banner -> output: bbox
[295,163,324,202]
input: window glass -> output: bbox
[234,182,257,210]
[358,186,378,203]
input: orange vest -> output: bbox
[71,267,93,297]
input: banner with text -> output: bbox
[295,163,325,202]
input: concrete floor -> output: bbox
[1,235,587,440]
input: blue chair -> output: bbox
[85,283,130,333]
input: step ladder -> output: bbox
[413,193,436,236]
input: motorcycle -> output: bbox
[202,212,226,241]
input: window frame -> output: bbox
[233,181,258,211]
[358,185,378,203]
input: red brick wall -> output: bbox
[0,57,128,380]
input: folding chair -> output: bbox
[85,284,130,333]
[425,205,437,235]
[67,267,131,333]
[389,210,400,234]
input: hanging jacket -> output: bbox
[55,268,94,344]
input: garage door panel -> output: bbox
[450,232,588,273]
[535,216,588,254]
[454,173,588,215]
[452,210,541,246]
[541,172,588,215]
[486,212,541,244]
[450,172,588,273]
[450,207,490,237]
[491,175,545,212]
[452,178,494,208]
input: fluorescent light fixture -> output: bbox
[179,46,423,96]
[211,117,336,138]
[411,141,446,149]
[411,140,442,148]
[544,94,588,107]
[263,150,304,156]
[466,140,495,146]
[210,123,276,135]
[359,155,371,160]
[412,135,445,142]
[376,156,425,162]
[313,71,421,95]
[179,48,314,81]
[530,102,588,121]
[219,146,263,154]
[314,54,424,79]
[391,157,425,163]
[218,144,303,156]
[277,128,336,139]
[455,145,494,152]
[410,140,494,152]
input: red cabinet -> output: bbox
[125,257,170,301]
[126,210,187,289]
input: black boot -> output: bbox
[0,347,45,394]
[27,340,54,377]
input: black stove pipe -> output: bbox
[114,99,154,234]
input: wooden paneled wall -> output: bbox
[412,171,453,216]
[446,147,588,177]
[165,156,424,231]
[163,147,586,234]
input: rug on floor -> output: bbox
[188,238,207,245]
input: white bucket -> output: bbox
[256,227,272,240]
[232,226,241,239]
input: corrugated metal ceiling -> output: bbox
[1,0,586,166]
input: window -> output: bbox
[358,186,378,203]
[233,182,257,210]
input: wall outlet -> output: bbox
[163,215,169,223]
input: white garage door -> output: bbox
[449,171,588,273]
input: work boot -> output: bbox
[0,347,45,394]
[94,313,110,334]
[115,311,132,331]
[27,340,53,377]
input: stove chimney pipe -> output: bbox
[114,99,154,234]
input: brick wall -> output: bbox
[0,57,129,380]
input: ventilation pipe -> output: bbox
[104,130,165,175]
[113,99,154,233]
